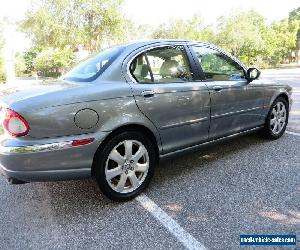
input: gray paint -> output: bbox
[74,108,99,129]
[0,40,292,182]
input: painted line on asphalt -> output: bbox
[290,111,300,115]
[286,131,300,137]
[136,194,207,250]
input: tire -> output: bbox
[261,97,289,139]
[94,131,156,201]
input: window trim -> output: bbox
[126,44,197,84]
[187,44,247,82]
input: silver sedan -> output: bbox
[0,40,292,201]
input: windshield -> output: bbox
[64,46,125,82]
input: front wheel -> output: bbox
[94,131,156,201]
[261,97,289,139]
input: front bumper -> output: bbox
[0,131,109,182]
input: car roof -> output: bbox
[120,39,215,49]
[122,39,247,69]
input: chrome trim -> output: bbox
[0,141,73,154]
[160,117,209,130]
[211,107,262,119]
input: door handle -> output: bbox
[213,86,223,92]
[141,90,155,98]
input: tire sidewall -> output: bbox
[95,131,156,201]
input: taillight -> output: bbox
[2,109,30,137]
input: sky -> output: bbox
[0,0,299,53]
[123,0,300,26]
[0,0,299,24]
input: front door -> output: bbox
[128,45,210,154]
[189,45,265,139]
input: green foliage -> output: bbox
[18,2,300,74]
[289,7,300,24]
[20,0,127,52]
[19,0,131,76]
[153,15,214,42]
[215,11,272,65]
[33,47,75,77]
[0,22,6,83]
[153,10,300,68]
[125,21,153,41]
[15,52,27,77]
[23,48,40,74]
[269,19,299,65]
[0,56,6,83]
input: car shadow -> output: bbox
[2,131,297,250]
[40,133,272,216]
[152,133,269,186]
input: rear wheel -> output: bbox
[94,131,156,201]
[261,97,289,139]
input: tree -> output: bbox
[23,47,40,74]
[20,0,128,52]
[152,15,215,42]
[0,22,6,83]
[33,47,74,77]
[269,18,299,65]
[0,56,6,83]
[15,52,27,77]
[125,21,153,41]
[19,0,131,77]
[215,11,273,65]
[289,7,300,24]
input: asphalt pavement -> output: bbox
[0,68,299,250]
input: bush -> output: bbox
[34,47,75,77]
[15,52,27,77]
[0,56,6,83]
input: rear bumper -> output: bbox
[0,131,109,182]
[0,164,91,182]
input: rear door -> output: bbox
[126,44,210,154]
[189,45,265,139]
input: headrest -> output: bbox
[140,64,149,78]
[159,60,179,77]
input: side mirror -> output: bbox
[247,68,261,82]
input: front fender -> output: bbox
[266,87,291,110]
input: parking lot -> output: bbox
[0,68,299,250]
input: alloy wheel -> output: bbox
[105,140,149,194]
[270,101,287,135]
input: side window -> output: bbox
[129,54,152,83]
[130,46,193,83]
[192,46,245,81]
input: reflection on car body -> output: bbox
[0,40,292,201]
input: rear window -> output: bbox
[64,46,125,82]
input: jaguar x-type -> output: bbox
[0,40,292,201]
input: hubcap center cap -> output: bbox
[122,160,134,173]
